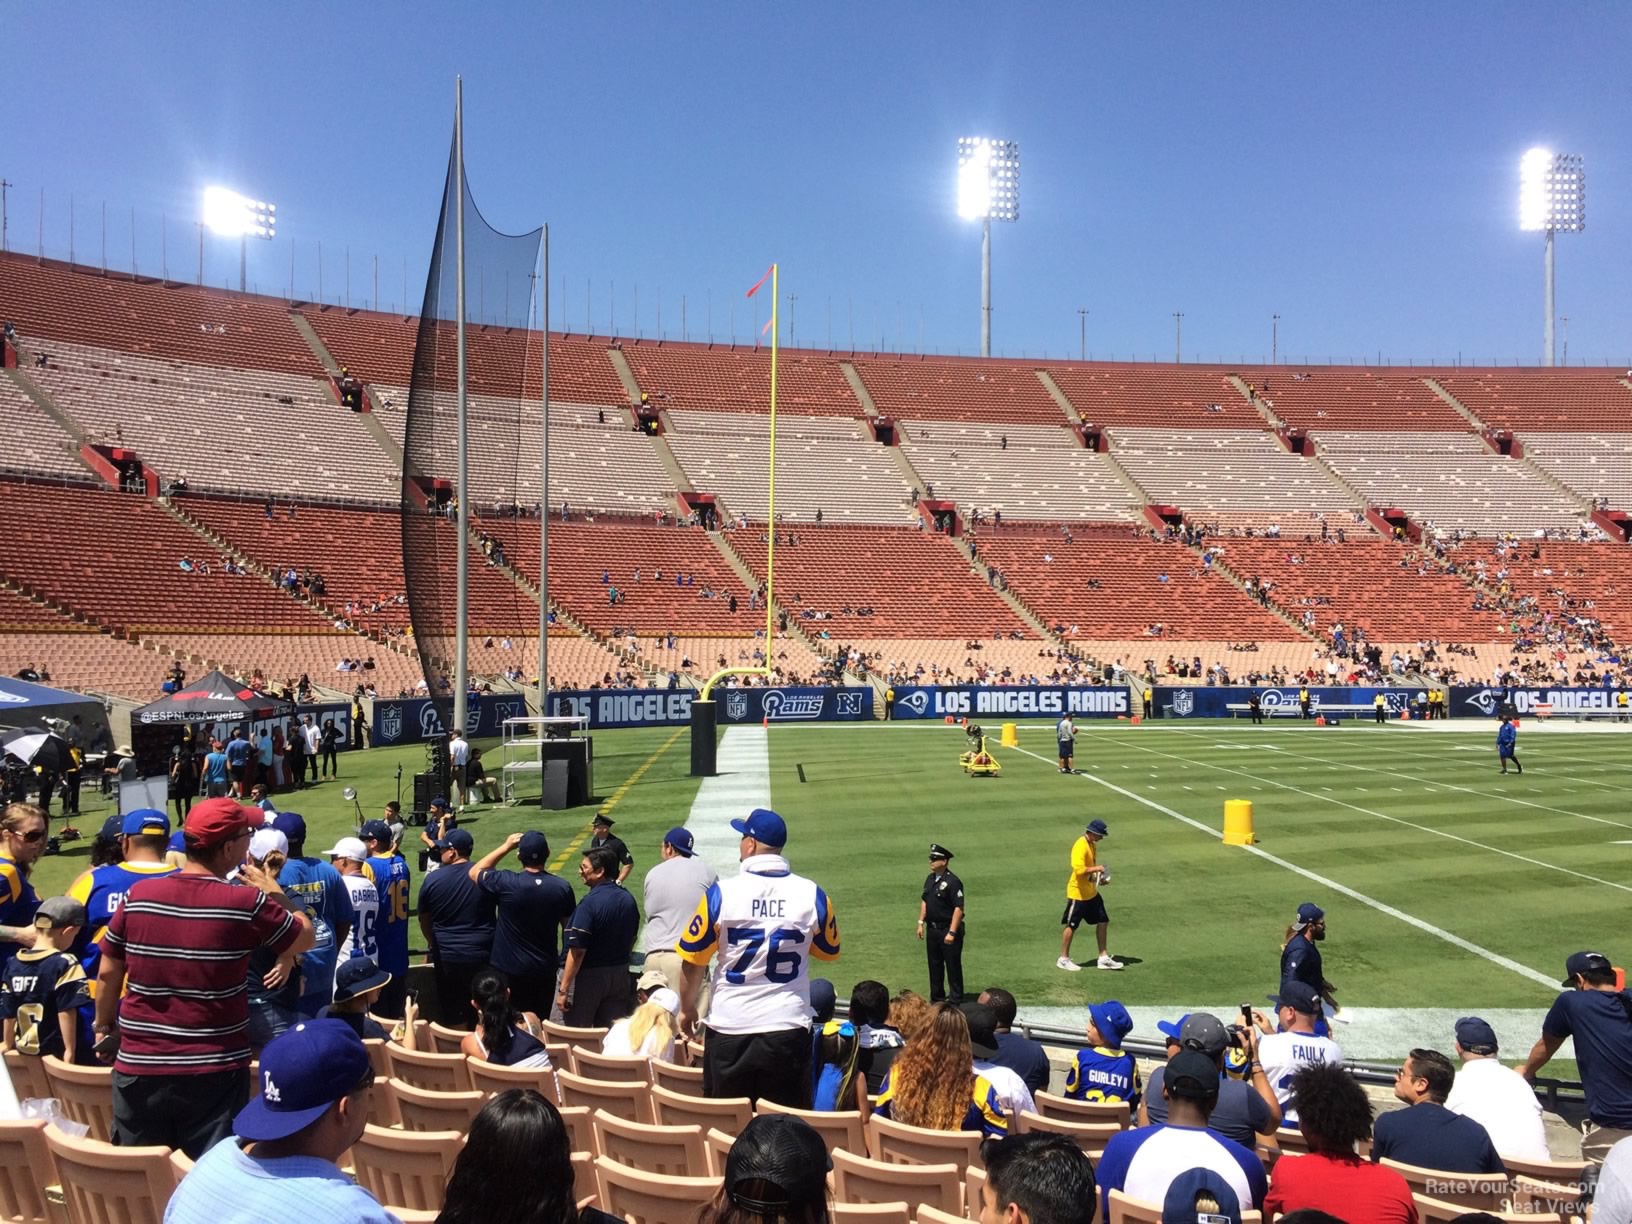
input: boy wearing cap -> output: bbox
[1096,1049,1267,1220]
[1445,1016,1549,1163]
[95,796,316,1158]
[1253,981,1344,1127]
[1065,999,1140,1107]
[1521,950,1632,1163]
[642,826,719,996]
[469,830,577,1018]
[358,819,410,1018]
[1059,820,1120,972]
[165,1019,396,1224]
[0,896,90,1061]
[323,838,379,965]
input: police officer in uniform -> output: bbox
[918,844,965,1003]
[588,814,634,884]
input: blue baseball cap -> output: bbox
[97,814,125,842]
[663,827,696,857]
[1156,1013,1191,1045]
[271,812,307,843]
[434,828,473,856]
[359,820,393,844]
[1455,1016,1498,1054]
[1270,980,1322,1016]
[1295,902,1326,926]
[732,807,787,847]
[233,1019,372,1141]
[1163,1167,1242,1223]
[1086,819,1109,837]
[122,809,171,838]
[1087,999,1133,1047]
[429,795,449,810]
[517,830,550,865]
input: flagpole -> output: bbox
[537,223,550,713]
[764,263,778,679]
[453,76,470,739]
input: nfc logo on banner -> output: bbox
[836,692,864,716]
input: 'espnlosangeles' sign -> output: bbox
[547,686,874,730]
[1452,686,1628,716]
[371,694,533,745]
[888,685,1132,720]
[1157,686,1413,719]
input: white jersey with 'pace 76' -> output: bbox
[676,853,840,1036]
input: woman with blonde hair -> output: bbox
[601,987,681,1062]
[887,988,931,1043]
[0,803,46,962]
[872,1002,1008,1135]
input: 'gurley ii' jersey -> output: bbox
[677,853,839,1035]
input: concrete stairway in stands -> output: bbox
[839,363,881,418]
[0,359,100,480]
[1188,545,1322,643]
[705,529,846,677]
[645,415,697,497]
[1422,379,1489,431]
[1420,379,1593,510]
[290,312,405,472]
[1034,370,1087,425]
[957,536,1058,642]
[1227,375,1287,431]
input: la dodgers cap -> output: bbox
[1162,1167,1242,1223]
[663,827,695,857]
[233,1019,372,1141]
[1295,902,1326,926]
[270,811,307,843]
[732,807,787,847]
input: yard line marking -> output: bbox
[1379,741,1632,797]
[686,725,772,874]
[549,726,685,872]
[1008,743,1558,990]
[1088,737,1632,897]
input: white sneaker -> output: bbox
[1056,956,1082,972]
[1097,955,1124,971]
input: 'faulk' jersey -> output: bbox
[677,853,839,1035]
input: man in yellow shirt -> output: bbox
[1059,819,1120,972]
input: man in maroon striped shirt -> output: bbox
[95,796,314,1157]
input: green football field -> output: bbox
[32,718,1627,1063]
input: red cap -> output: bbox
[184,797,257,849]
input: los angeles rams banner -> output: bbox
[547,686,874,730]
[1156,686,1415,719]
[888,685,1132,720]
[1450,686,1628,718]
[371,694,534,745]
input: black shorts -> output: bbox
[1062,896,1108,928]
[229,763,246,781]
[1057,739,1074,757]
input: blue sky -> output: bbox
[5,2,1630,365]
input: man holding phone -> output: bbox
[1141,1011,1282,1146]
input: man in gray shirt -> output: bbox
[1141,1012,1282,1148]
[641,827,718,993]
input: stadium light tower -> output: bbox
[1518,148,1584,367]
[957,137,1019,358]
[203,185,276,293]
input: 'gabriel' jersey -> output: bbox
[677,853,839,1035]
[362,854,412,978]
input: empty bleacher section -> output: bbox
[1239,369,1468,431]
[1046,365,1264,428]
[899,422,1139,521]
[624,343,855,415]
[725,525,1032,638]
[1205,537,1509,642]
[158,633,420,695]
[1509,433,1632,503]
[0,624,179,700]
[854,638,1100,685]
[1434,370,1632,431]
[977,532,1302,641]
[30,341,398,501]
[666,411,910,523]
[1108,428,1357,522]
[1314,431,1590,536]
[850,355,1062,424]
[0,378,88,479]
[1,254,320,375]
[626,635,834,685]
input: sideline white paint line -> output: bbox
[1084,734,1632,897]
[1170,727,1632,830]
[1345,738,1632,799]
[685,726,772,876]
[1017,1005,1565,1063]
[1007,742,1562,991]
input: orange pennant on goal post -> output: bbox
[744,265,773,298]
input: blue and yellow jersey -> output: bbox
[363,853,412,977]
[0,948,89,1059]
[875,1067,1009,1136]
[67,861,179,989]
[0,856,40,964]
[1065,1044,1141,1105]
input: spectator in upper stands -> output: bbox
[873,1002,1008,1136]
[1520,950,1632,1164]
[556,845,639,1027]
[1372,1047,1505,1174]
[164,1019,395,1224]
[1263,1062,1417,1224]
[1095,1050,1266,1218]
[979,986,1051,1097]
[437,1088,618,1224]
[417,828,495,1028]
[95,798,314,1158]
[977,1132,1097,1224]
[1444,1016,1549,1163]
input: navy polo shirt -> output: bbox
[1544,989,1632,1127]
[1371,1102,1505,1174]
[417,863,496,964]
[991,1029,1054,1096]
[1281,936,1323,993]
[476,867,576,977]
[563,881,640,970]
